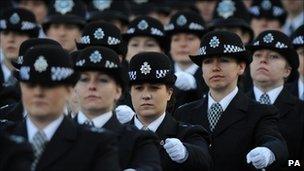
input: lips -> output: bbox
[257,67,269,72]
[140,103,153,107]
[210,75,224,80]
[85,95,100,100]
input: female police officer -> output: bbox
[127,51,212,171]
[73,46,161,170]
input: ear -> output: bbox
[114,85,122,101]
[237,62,246,75]
[283,65,292,79]
[166,87,173,101]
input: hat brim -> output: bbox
[75,41,127,56]
[189,50,251,67]
[129,75,177,86]
[14,70,80,87]
[42,15,86,32]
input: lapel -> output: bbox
[273,87,296,118]
[37,116,77,170]
[155,114,178,140]
[103,112,122,133]
[247,89,256,100]
[189,96,210,131]
[12,119,28,138]
[0,66,4,85]
[213,91,248,137]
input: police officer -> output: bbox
[43,0,86,53]
[249,0,287,36]
[287,25,304,101]
[72,46,161,170]
[0,8,39,87]
[247,30,304,170]
[123,16,166,62]
[3,45,120,171]
[165,10,209,110]
[0,38,62,121]
[127,52,212,171]
[174,30,288,171]
[208,0,254,45]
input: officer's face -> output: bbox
[297,47,304,77]
[195,0,217,23]
[46,23,81,52]
[170,33,201,64]
[250,50,291,88]
[202,57,245,92]
[131,83,172,120]
[0,31,30,60]
[75,71,122,116]
[20,83,71,121]
[126,36,162,62]
[18,0,48,24]
[251,18,281,37]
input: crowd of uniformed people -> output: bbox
[0,0,303,171]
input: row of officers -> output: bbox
[0,6,303,171]
[1,28,304,171]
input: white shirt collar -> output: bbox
[134,112,166,132]
[174,63,199,75]
[298,78,304,99]
[208,87,238,111]
[77,111,113,128]
[253,85,284,104]
[26,115,64,143]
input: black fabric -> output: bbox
[190,30,251,66]
[4,116,120,171]
[0,132,33,171]
[42,0,86,32]
[15,45,79,86]
[165,10,206,39]
[12,38,62,69]
[128,52,176,86]
[247,87,304,170]
[208,0,254,43]
[76,21,126,55]
[0,8,39,37]
[126,114,212,171]
[247,30,299,82]
[249,0,287,25]
[122,16,165,49]
[74,113,162,171]
[174,91,288,171]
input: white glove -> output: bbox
[115,105,135,124]
[174,71,197,91]
[163,138,189,163]
[246,147,275,169]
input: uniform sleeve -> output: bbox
[254,104,289,168]
[178,125,212,171]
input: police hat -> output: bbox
[0,8,39,38]
[247,30,299,81]
[73,46,126,90]
[291,25,304,50]
[249,0,287,26]
[208,0,254,43]
[190,30,250,66]
[128,52,176,86]
[15,45,79,86]
[42,0,86,32]
[76,22,126,55]
[12,38,62,69]
[165,10,206,38]
[123,16,165,49]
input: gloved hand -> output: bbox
[174,71,197,91]
[115,105,135,124]
[163,138,189,163]
[246,147,275,169]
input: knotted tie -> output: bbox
[207,103,223,132]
